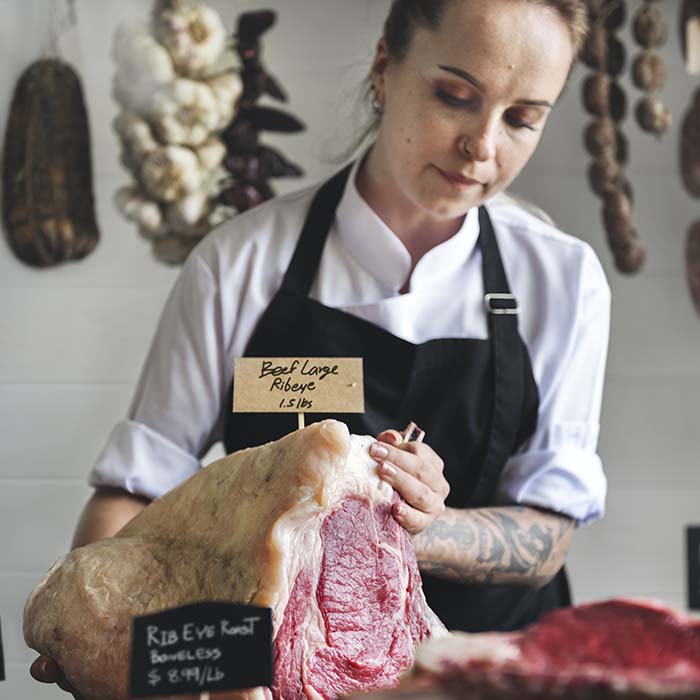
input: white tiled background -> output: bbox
[1,1,698,698]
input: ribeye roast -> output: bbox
[349,598,700,700]
[24,420,446,700]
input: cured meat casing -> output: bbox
[2,58,99,267]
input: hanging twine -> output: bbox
[46,0,77,59]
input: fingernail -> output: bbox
[371,443,389,459]
[395,503,405,516]
[381,462,397,477]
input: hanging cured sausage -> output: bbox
[632,1,672,137]
[582,0,645,274]
[2,59,100,267]
[679,2,700,314]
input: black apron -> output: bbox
[223,164,570,632]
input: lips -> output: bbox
[435,166,481,187]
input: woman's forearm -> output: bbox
[71,486,151,549]
[412,505,575,587]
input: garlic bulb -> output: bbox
[152,0,191,14]
[166,191,211,234]
[206,72,243,128]
[112,21,151,64]
[208,204,231,223]
[119,149,140,177]
[150,78,220,147]
[114,186,164,234]
[141,145,203,202]
[113,31,175,85]
[195,136,226,171]
[156,4,226,76]
[112,23,175,114]
[112,0,245,262]
[113,113,158,160]
[113,64,175,116]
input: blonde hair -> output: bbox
[383,0,589,63]
[339,0,589,162]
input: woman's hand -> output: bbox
[30,655,85,700]
[370,429,450,535]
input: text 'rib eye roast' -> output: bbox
[24,420,447,700]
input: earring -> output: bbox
[371,95,384,115]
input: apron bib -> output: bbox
[223,164,570,631]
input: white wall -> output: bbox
[1,1,698,698]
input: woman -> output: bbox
[33,0,609,692]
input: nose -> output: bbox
[461,117,498,162]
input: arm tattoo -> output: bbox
[413,506,575,587]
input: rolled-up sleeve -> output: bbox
[89,251,226,500]
[89,420,202,499]
[494,247,611,526]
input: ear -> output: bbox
[370,37,390,101]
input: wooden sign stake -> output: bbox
[298,412,305,430]
[201,693,210,700]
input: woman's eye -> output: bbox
[436,89,473,108]
[506,113,537,131]
[436,88,539,131]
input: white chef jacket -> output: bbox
[90,157,610,526]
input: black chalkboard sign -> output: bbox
[688,526,700,610]
[129,602,273,698]
[0,616,5,681]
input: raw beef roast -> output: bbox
[24,420,446,700]
[349,599,700,699]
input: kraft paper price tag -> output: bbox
[233,357,364,413]
[129,603,273,698]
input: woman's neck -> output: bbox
[354,144,465,269]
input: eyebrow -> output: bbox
[437,64,554,109]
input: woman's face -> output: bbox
[370,0,575,221]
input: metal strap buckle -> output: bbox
[484,293,520,315]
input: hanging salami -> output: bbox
[680,0,700,74]
[2,58,100,267]
[687,221,700,314]
[631,1,672,137]
[582,0,645,274]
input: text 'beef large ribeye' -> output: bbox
[24,420,447,700]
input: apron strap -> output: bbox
[280,167,529,508]
[468,206,529,507]
[280,163,353,297]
